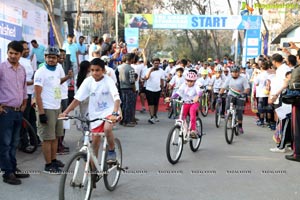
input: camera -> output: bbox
[282,42,290,47]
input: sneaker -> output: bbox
[189,131,198,139]
[256,121,265,127]
[106,150,117,164]
[52,159,65,168]
[238,127,244,134]
[44,164,62,174]
[154,116,159,122]
[25,145,35,152]
[270,147,286,153]
[140,108,146,113]
[148,118,155,124]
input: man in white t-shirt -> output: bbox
[269,54,291,106]
[19,40,37,151]
[60,58,121,167]
[144,58,165,124]
[34,47,73,174]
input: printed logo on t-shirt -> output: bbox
[97,101,108,111]
[101,90,109,96]
[35,78,42,83]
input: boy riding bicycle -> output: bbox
[219,65,250,134]
[59,58,121,164]
[171,70,202,138]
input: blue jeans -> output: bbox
[0,109,22,175]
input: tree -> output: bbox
[40,0,64,47]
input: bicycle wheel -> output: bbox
[104,138,122,191]
[224,113,234,144]
[166,125,183,164]
[215,103,221,128]
[200,95,208,117]
[189,117,202,152]
[59,151,92,200]
[20,119,38,154]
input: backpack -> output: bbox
[289,65,300,90]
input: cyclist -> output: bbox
[210,65,226,114]
[168,67,185,96]
[196,69,211,88]
[171,70,202,138]
[219,65,250,133]
[60,58,121,164]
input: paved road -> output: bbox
[1,111,300,200]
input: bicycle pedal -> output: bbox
[118,166,129,172]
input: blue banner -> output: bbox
[125,27,139,52]
[242,29,261,66]
[153,15,261,30]
[0,20,22,41]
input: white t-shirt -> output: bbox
[164,65,175,78]
[57,63,68,100]
[169,75,185,95]
[210,75,225,93]
[176,83,201,102]
[254,71,269,98]
[273,64,291,104]
[145,67,165,92]
[34,64,65,109]
[196,77,211,87]
[132,63,144,91]
[198,67,212,75]
[74,75,120,129]
[19,57,34,95]
[105,66,117,84]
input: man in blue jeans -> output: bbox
[0,41,30,185]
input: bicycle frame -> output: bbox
[83,131,118,178]
[174,100,192,142]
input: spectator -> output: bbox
[0,41,29,185]
[34,47,72,174]
[101,33,111,56]
[77,36,88,63]
[62,34,79,77]
[118,53,136,127]
[30,39,46,66]
[144,58,165,124]
[19,40,37,151]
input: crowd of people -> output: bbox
[1,35,300,186]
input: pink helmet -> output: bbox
[185,71,198,81]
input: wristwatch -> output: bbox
[112,112,119,116]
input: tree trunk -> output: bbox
[74,0,81,31]
[41,0,64,48]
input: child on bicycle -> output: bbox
[168,67,185,96]
[210,65,226,115]
[59,58,121,164]
[171,70,202,138]
[219,65,250,134]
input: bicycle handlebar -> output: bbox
[58,116,113,124]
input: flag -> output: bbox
[49,23,55,46]
[117,0,123,13]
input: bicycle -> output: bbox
[166,98,182,119]
[224,95,245,144]
[58,116,126,200]
[199,86,211,117]
[166,100,203,164]
[18,117,38,154]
